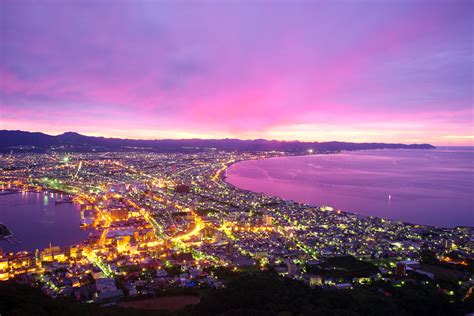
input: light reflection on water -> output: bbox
[0,191,88,253]
[226,148,474,227]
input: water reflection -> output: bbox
[0,192,87,253]
[226,148,474,227]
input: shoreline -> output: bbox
[0,190,86,254]
[222,150,473,229]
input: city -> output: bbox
[0,150,472,313]
[1,0,472,314]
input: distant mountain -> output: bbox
[0,130,436,153]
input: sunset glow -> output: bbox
[1,1,472,145]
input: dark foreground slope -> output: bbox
[1,270,471,316]
[0,130,435,153]
[0,281,159,316]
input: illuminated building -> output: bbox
[110,208,129,221]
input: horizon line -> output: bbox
[4,129,466,147]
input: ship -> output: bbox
[55,196,73,205]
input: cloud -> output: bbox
[0,0,472,144]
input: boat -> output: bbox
[55,196,73,205]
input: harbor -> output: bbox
[0,190,87,253]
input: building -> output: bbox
[395,262,406,277]
[287,262,300,277]
[262,214,274,226]
[308,274,323,287]
[110,208,129,221]
[95,277,117,293]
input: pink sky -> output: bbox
[0,1,473,145]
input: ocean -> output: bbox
[226,147,474,227]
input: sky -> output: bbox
[0,0,473,145]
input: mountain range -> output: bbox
[0,130,435,153]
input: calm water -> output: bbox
[226,148,474,227]
[0,192,87,253]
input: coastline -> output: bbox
[222,149,473,229]
[0,190,86,253]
